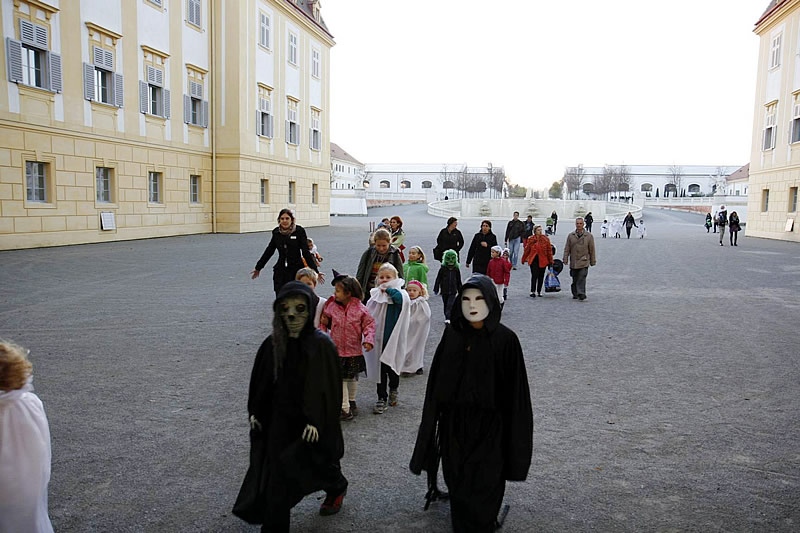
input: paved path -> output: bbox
[1,205,798,532]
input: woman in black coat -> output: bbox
[465,220,497,275]
[251,209,321,294]
[433,217,464,262]
[622,212,637,239]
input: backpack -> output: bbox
[717,212,727,226]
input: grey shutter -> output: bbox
[19,19,35,45]
[48,52,61,92]
[183,94,191,123]
[286,120,290,143]
[34,24,48,48]
[113,72,123,107]
[6,38,23,82]
[309,128,313,147]
[139,80,148,113]
[93,46,104,66]
[268,115,273,138]
[105,50,114,70]
[256,111,262,136]
[202,100,209,127]
[163,88,170,118]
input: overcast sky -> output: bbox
[324,0,763,189]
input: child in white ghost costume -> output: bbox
[0,341,54,533]
[400,280,431,377]
[611,219,623,238]
[600,220,609,238]
[638,219,647,239]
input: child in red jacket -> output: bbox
[486,245,511,306]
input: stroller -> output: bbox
[545,217,554,236]
[545,246,564,293]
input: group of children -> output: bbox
[600,218,647,239]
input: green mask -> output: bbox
[442,250,459,268]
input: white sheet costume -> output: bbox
[600,222,608,238]
[611,219,623,238]
[638,223,647,238]
[0,378,54,533]
[364,277,411,380]
[401,293,431,374]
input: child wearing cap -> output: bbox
[486,245,511,307]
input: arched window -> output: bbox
[422,181,432,189]
[400,180,411,189]
[582,183,594,193]
[688,183,701,194]
[641,183,653,192]
[442,180,455,189]
[664,184,677,195]
[380,180,390,189]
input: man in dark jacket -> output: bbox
[504,212,525,270]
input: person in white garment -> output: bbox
[400,280,431,377]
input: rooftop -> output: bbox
[330,143,363,166]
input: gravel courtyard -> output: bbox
[1,204,798,532]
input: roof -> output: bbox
[726,163,749,182]
[578,165,742,177]
[365,164,467,174]
[288,0,333,39]
[756,1,789,27]
[330,143,362,166]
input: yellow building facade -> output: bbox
[749,0,800,241]
[0,0,333,250]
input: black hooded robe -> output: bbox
[410,274,533,533]
[233,282,346,533]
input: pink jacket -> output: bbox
[486,257,511,286]
[320,296,376,358]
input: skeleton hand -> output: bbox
[302,424,319,443]
[249,415,262,431]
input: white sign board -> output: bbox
[100,212,116,231]
[786,218,794,232]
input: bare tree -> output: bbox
[616,165,632,198]
[563,165,585,199]
[668,165,683,197]
[490,167,507,198]
[595,166,615,199]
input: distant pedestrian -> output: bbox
[522,215,535,240]
[623,212,637,239]
[551,211,559,234]
[377,217,390,229]
[717,205,728,246]
[729,211,741,246]
[403,246,429,287]
[504,211,525,270]
[637,219,647,239]
[356,228,404,303]
[705,213,713,233]
[433,217,464,262]
[486,245,511,306]
[433,249,462,323]
[563,217,597,301]
[390,216,406,262]
[600,219,609,238]
[712,209,718,233]
[466,220,498,275]
[521,225,553,298]
[584,212,594,233]
[611,219,622,238]
[251,209,321,295]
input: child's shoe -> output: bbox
[389,390,398,407]
[373,399,387,414]
[349,401,358,416]
[340,409,354,421]
[319,489,346,516]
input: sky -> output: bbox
[324,0,764,190]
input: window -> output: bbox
[400,180,411,189]
[140,65,170,118]
[148,0,163,6]
[790,187,798,212]
[259,12,270,49]
[257,95,273,137]
[312,49,320,78]
[762,189,770,212]
[640,183,653,192]
[96,167,113,203]
[286,99,299,145]
[312,183,318,204]
[380,180,390,189]
[792,96,800,144]
[763,103,777,151]
[770,33,782,69]
[6,19,62,92]
[261,179,269,204]
[288,181,296,204]
[422,181,432,189]
[688,184,701,194]
[84,46,123,106]
[149,171,163,203]
[190,175,201,203]
[442,180,455,189]
[310,109,321,150]
[289,32,298,65]
[26,161,47,202]
[184,79,208,127]
[187,0,202,28]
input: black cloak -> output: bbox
[233,282,345,527]
[409,274,533,532]
[465,231,498,274]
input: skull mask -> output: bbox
[278,295,310,338]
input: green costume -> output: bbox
[403,260,429,287]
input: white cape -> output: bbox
[365,278,411,379]
[401,296,431,373]
[0,379,54,533]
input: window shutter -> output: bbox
[113,73,124,107]
[19,19,35,45]
[286,120,290,142]
[202,100,209,127]
[84,63,96,101]
[34,24,48,48]
[184,94,191,123]
[93,46,104,67]
[268,115,273,138]
[256,111,263,136]
[6,38,23,82]
[309,127,313,147]
[163,88,171,118]
[139,80,148,113]
[48,52,62,92]
[146,65,163,87]
[190,80,203,98]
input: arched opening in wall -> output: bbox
[380,180,390,189]
[442,180,455,189]
[400,180,411,189]
[640,183,653,197]
[422,181,432,189]
[664,184,677,196]
[688,183,701,196]
[363,180,370,188]
[582,183,594,194]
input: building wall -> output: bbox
[749,0,800,242]
[0,0,332,250]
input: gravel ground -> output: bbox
[1,204,799,532]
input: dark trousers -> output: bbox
[570,267,588,298]
[529,260,546,294]
[586,222,593,233]
[730,230,738,245]
[442,293,457,320]
[625,226,633,238]
[376,362,399,400]
[272,267,298,295]
[449,481,506,533]
[552,220,557,234]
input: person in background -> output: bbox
[601,219,609,238]
[584,212,594,233]
[377,218,390,229]
[705,212,713,233]
[433,217,464,262]
[521,225,553,298]
[486,245,511,306]
[403,246,429,287]
[717,205,728,246]
[551,210,559,234]
[563,217,597,301]
[295,268,325,328]
[433,249,462,324]
[712,208,718,233]
[729,211,741,246]
[623,212,638,239]
[504,211,525,270]
[356,228,404,304]
[466,220,498,275]
[390,216,406,262]
[522,214,535,241]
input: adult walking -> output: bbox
[251,208,321,294]
[729,211,741,246]
[521,225,553,298]
[433,217,464,262]
[504,211,525,270]
[705,212,713,233]
[563,217,596,301]
[623,212,637,239]
[522,215,534,240]
[389,216,406,262]
[550,211,559,234]
[717,205,728,246]
[465,220,497,275]
[584,212,594,233]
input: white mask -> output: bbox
[278,295,310,338]
[461,288,489,323]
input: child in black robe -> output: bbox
[233,281,347,532]
[410,274,533,533]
